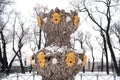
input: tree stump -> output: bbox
[34,8,87,80]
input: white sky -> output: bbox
[13,0,71,16]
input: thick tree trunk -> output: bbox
[103,37,109,74]
[42,76,74,80]
[101,30,109,74]
[106,32,120,76]
[0,32,8,72]
[105,52,109,74]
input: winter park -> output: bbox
[0,0,120,80]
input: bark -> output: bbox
[101,51,104,71]
[19,56,25,73]
[7,54,17,71]
[0,31,8,72]
[106,32,120,76]
[91,56,95,72]
[35,8,83,79]
[0,44,2,62]
[12,17,25,73]
[38,29,42,49]
[19,49,25,73]
[101,31,109,74]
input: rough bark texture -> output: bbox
[35,47,83,80]
[35,8,84,80]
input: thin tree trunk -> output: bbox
[101,51,104,71]
[91,57,94,72]
[0,43,2,62]
[91,49,94,72]
[38,29,41,49]
[81,42,85,73]
[19,56,25,73]
[19,49,25,73]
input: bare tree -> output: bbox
[96,30,109,74]
[30,5,48,51]
[71,0,120,75]
[0,11,12,72]
[0,0,13,73]
[110,23,120,51]
[73,31,87,72]
[96,37,104,71]
[0,0,12,15]
[7,13,29,73]
[85,33,95,72]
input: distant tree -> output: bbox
[0,0,13,72]
[0,0,12,15]
[0,11,12,72]
[71,0,120,75]
[73,31,87,72]
[29,5,48,52]
[85,33,95,72]
[110,23,120,51]
[7,12,29,73]
[96,29,109,74]
[96,37,104,71]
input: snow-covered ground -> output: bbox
[0,72,120,80]
[75,72,120,80]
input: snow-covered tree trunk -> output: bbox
[34,8,86,80]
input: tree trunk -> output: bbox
[42,76,74,80]
[19,56,25,73]
[38,29,41,49]
[101,52,104,71]
[0,44,2,63]
[101,30,109,74]
[103,36,109,74]
[106,32,120,76]
[81,42,85,73]
[88,59,90,71]
[91,56,94,72]
[105,52,109,74]
[91,49,94,72]
[19,50,25,73]
[7,54,17,72]
[0,31,8,72]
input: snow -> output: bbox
[77,59,82,65]
[74,49,84,54]
[45,45,68,54]
[45,45,84,55]
[66,16,71,22]
[1,72,42,80]
[43,17,47,23]
[1,72,120,80]
[75,72,120,80]
[52,58,58,64]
